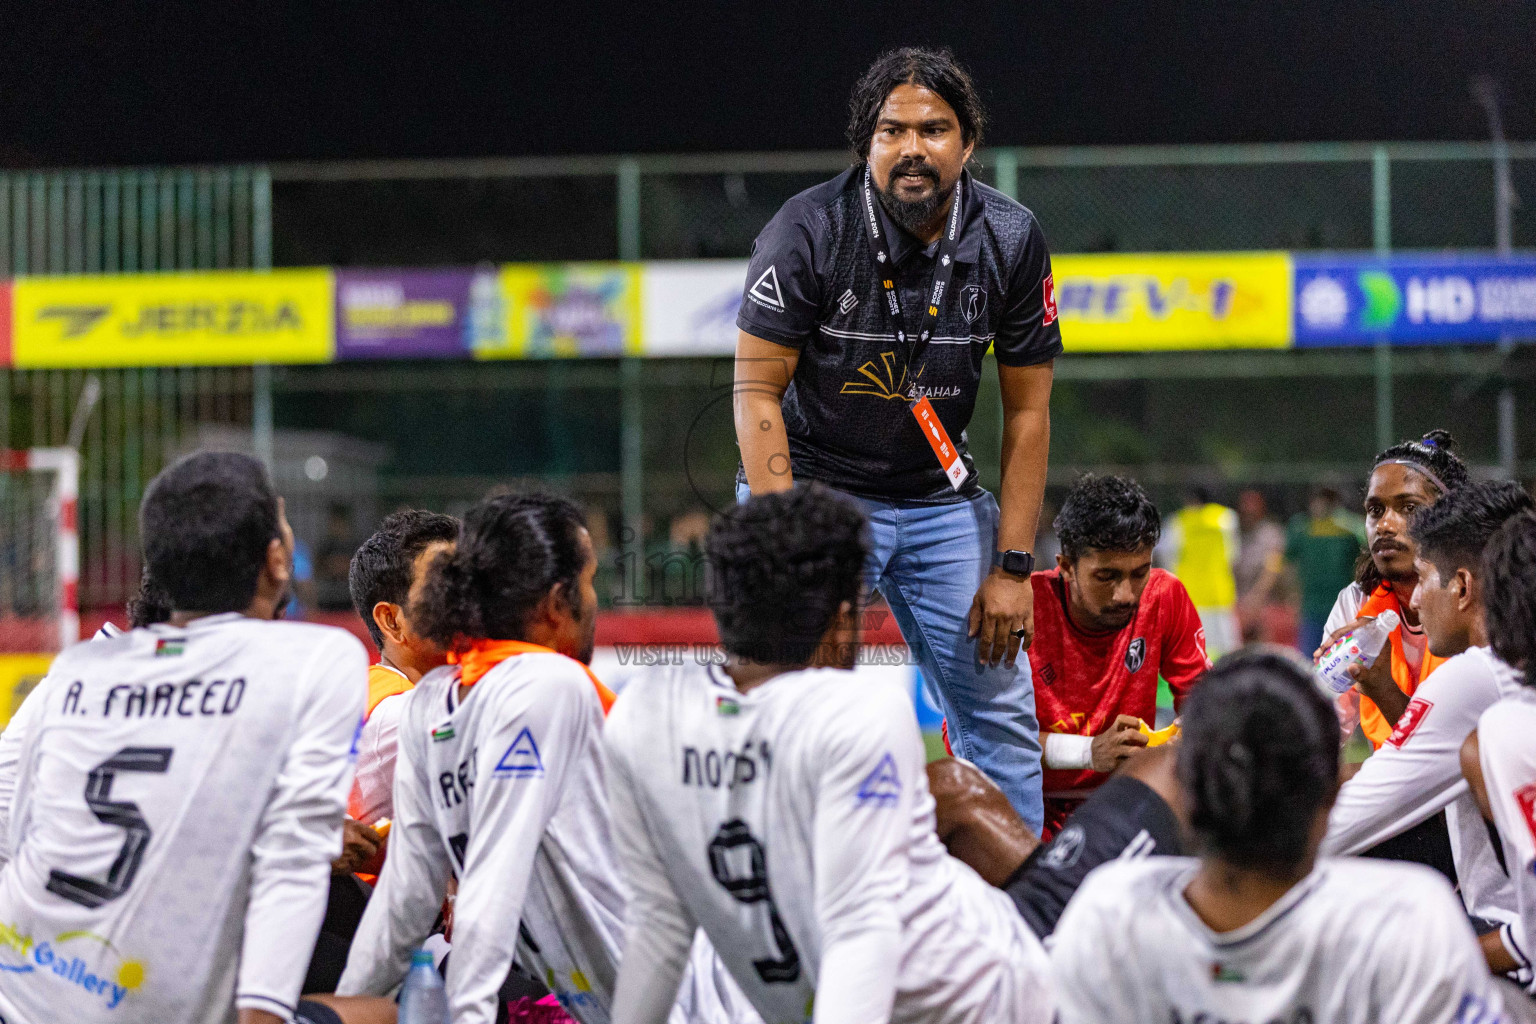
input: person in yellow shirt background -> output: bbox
[1159,484,1240,659]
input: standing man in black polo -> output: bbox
[732,47,1059,831]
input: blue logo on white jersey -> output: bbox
[494,727,545,777]
[855,753,901,806]
[1452,991,1505,1024]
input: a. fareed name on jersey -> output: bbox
[62,677,247,719]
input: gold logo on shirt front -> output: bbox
[840,351,922,401]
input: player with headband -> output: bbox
[1317,430,1470,748]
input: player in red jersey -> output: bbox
[940,474,1210,836]
[1029,474,1209,836]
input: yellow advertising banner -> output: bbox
[474,263,642,359]
[0,654,52,729]
[1052,252,1293,351]
[11,270,334,368]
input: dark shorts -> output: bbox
[295,1000,344,1024]
[1005,773,1184,938]
[1359,810,1457,885]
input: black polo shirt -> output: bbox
[736,166,1062,503]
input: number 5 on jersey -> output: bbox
[47,746,173,909]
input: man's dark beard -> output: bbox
[877,160,954,237]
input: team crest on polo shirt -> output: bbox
[961,284,986,324]
[1124,637,1147,673]
[748,266,785,312]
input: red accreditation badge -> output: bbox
[1386,697,1433,749]
[910,396,967,490]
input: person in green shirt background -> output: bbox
[1286,484,1366,653]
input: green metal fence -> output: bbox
[2,145,1534,610]
[267,141,1536,262]
[0,169,269,608]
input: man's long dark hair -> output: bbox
[413,493,587,648]
[846,47,986,161]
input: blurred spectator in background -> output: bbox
[315,502,357,610]
[1161,485,1240,658]
[1034,499,1062,569]
[1234,489,1287,643]
[667,508,710,553]
[286,534,317,619]
[1284,484,1365,653]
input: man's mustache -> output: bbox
[889,159,939,183]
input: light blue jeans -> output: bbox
[737,482,1045,832]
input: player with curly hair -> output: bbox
[607,484,1055,1024]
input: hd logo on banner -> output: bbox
[1050,252,1293,351]
[10,270,334,368]
[1294,256,1536,346]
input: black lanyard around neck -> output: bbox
[858,164,964,384]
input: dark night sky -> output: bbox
[2,2,1534,168]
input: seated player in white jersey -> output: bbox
[0,452,375,1024]
[337,492,752,1024]
[345,509,461,833]
[1320,480,1534,966]
[1052,649,1518,1024]
[1464,512,1536,992]
[605,484,1055,1024]
[296,512,462,1002]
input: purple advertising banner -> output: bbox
[334,268,481,359]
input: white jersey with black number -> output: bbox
[0,613,367,1024]
[1051,857,1509,1024]
[604,663,1054,1024]
[1479,688,1536,987]
[337,652,751,1024]
[1321,645,1522,929]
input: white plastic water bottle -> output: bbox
[1316,610,1400,695]
[398,948,449,1024]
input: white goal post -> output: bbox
[0,447,80,651]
